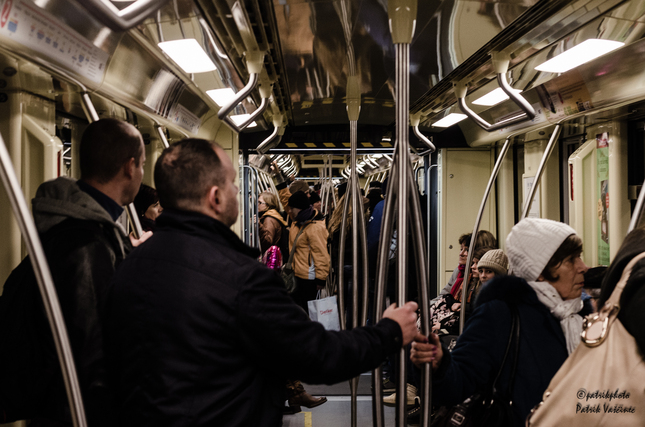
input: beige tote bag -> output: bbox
[526,252,645,426]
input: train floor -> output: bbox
[282,373,397,427]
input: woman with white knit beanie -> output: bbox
[410,217,591,427]
[505,217,589,354]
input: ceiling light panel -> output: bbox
[230,114,257,128]
[207,88,236,107]
[473,87,523,106]
[158,39,217,74]
[535,39,624,73]
[433,113,467,128]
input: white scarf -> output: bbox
[527,281,584,354]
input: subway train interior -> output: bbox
[1,0,645,426]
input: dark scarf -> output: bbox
[450,264,466,300]
[295,206,315,224]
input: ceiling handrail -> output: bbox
[455,53,536,132]
[410,112,436,156]
[73,0,170,32]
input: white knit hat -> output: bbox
[505,218,577,281]
[477,249,509,276]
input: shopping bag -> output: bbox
[308,292,341,331]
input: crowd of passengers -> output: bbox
[0,118,644,427]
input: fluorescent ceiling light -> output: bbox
[230,114,257,128]
[207,88,236,107]
[535,39,624,73]
[432,113,467,128]
[158,39,217,73]
[473,87,523,106]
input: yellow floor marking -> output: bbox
[304,411,312,427]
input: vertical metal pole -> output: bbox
[350,121,359,427]
[460,137,511,333]
[338,190,350,331]
[407,164,431,427]
[242,163,251,245]
[0,133,87,427]
[628,177,645,233]
[155,125,170,149]
[521,124,562,219]
[371,158,398,427]
[394,42,410,427]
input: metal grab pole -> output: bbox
[520,124,562,219]
[371,157,398,427]
[394,41,410,427]
[350,123,360,427]
[155,125,170,149]
[628,178,645,233]
[337,190,350,331]
[0,133,87,427]
[460,137,512,334]
[406,163,431,427]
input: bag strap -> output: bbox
[491,303,520,398]
[285,221,312,268]
[582,250,645,346]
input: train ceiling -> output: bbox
[3,0,645,152]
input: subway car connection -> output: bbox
[1,0,645,426]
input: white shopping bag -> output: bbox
[307,291,341,331]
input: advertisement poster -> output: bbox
[597,133,610,265]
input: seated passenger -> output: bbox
[105,139,423,427]
[476,248,509,286]
[435,230,498,299]
[411,218,593,426]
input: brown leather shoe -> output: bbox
[289,391,328,409]
[283,404,302,414]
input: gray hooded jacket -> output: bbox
[0,177,130,426]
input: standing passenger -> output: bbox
[105,139,422,427]
[0,119,147,427]
[411,218,592,426]
[287,191,330,311]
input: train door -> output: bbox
[569,120,629,266]
[0,53,63,288]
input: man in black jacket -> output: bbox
[105,138,421,427]
[0,119,147,426]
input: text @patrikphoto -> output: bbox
[575,388,636,414]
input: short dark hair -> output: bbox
[79,119,143,183]
[541,234,583,282]
[154,139,225,210]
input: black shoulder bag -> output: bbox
[433,303,521,427]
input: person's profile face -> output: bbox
[458,243,468,265]
[215,148,239,227]
[145,201,162,221]
[547,253,588,300]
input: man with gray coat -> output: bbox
[0,118,147,426]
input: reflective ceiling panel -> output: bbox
[271,0,537,128]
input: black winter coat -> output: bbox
[105,209,402,427]
[598,227,645,353]
[433,276,592,427]
[0,177,130,426]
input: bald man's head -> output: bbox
[79,119,144,183]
